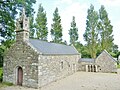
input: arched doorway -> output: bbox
[17,67,23,85]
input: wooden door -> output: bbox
[17,67,23,85]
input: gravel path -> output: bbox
[1,72,120,90]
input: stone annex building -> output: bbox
[78,50,117,73]
[3,9,117,88]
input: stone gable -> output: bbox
[3,41,39,88]
[95,50,117,73]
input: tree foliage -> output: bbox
[35,4,48,41]
[83,4,99,58]
[69,16,78,45]
[51,7,63,43]
[98,5,114,52]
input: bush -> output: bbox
[0,73,3,82]
[0,68,3,82]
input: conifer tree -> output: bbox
[51,7,63,43]
[98,5,114,52]
[69,16,78,45]
[83,4,99,58]
[35,4,48,41]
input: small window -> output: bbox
[25,24,27,26]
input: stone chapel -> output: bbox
[3,9,80,88]
[3,8,117,89]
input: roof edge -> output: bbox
[96,50,117,62]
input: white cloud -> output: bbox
[60,2,88,43]
[98,0,120,7]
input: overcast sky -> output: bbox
[33,0,120,50]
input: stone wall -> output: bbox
[95,51,117,73]
[3,41,39,88]
[38,54,80,88]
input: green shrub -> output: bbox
[0,68,3,82]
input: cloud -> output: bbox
[98,0,120,7]
[60,2,88,43]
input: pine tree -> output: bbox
[51,7,63,43]
[69,16,78,45]
[98,5,114,52]
[35,4,48,41]
[83,4,99,58]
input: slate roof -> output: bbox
[79,58,95,63]
[29,39,79,55]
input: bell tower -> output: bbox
[16,8,29,41]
